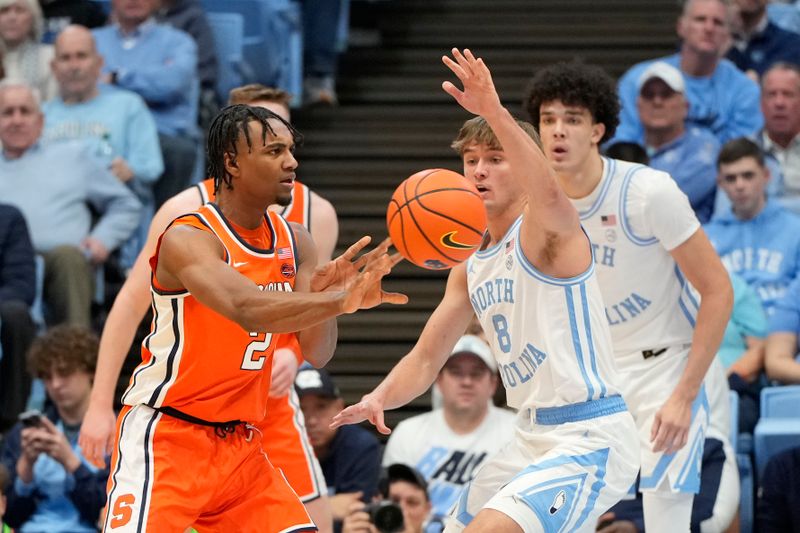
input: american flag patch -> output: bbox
[505,238,515,253]
[601,214,617,226]
[277,247,292,259]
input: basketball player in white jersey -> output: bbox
[523,62,733,533]
[333,49,640,533]
[78,86,339,532]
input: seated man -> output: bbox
[44,24,164,269]
[636,62,720,223]
[704,137,800,315]
[764,276,800,384]
[614,0,762,145]
[0,81,141,327]
[342,464,441,533]
[295,367,381,531]
[93,0,198,207]
[381,334,516,522]
[726,0,800,78]
[0,203,37,434]
[0,325,110,532]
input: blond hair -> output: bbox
[451,116,542,155]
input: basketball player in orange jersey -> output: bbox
[100,104,405,532]
[80,86,340,531]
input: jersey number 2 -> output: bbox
[241,331,274,370]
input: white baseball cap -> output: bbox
[448,334,497,372]
[637,62,685,93]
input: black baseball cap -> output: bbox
[378,463,429,498]
[294,368,340,399]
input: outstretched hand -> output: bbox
[442,48,503,117]
[330,395,392,435]
[339,247,407,312]
[312,237,398,293]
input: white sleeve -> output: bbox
[624,167,700,251]
[381,420,414,467]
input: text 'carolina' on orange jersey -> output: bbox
[121,203,299,423]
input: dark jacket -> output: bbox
[159,0,219,90]
[0,204,35,306]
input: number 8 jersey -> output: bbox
[121,203,298,424]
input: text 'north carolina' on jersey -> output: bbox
[466,217,623,411]
[570,158,700,366]
[122,203,299,423]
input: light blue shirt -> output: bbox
[648,127,720,223]
[718,272,768,368]
[43,84,164,199]
[13,421,98,533]
[0,141,141,252]
[704,201,800,314]
[615,53,763,145]
[92,19,198,137]
[769,276,800,336]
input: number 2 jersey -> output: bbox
[466,217,624,411]
[121,203,298,423]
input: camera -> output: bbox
[365,500,404,533]
[18,409,43,428]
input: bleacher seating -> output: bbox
[754,386,800,477]
[201,0,303,105]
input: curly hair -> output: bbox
[27,324,98,379]
[206,104,302,194]
[523,61,620,144]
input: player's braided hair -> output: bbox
[523,61,620,144]
[206,104,302,194]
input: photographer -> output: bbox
[0,325,109,532]
[342,464,440,533]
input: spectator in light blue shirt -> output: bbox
[44,25,163,269]
[614,0,763,145]
[0,81,141,327]
[636,61,721,223]
[765,275,800,384]
[704,138,800,315]
[93,0,198,208]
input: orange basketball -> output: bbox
[387,169,487,270]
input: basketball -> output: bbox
[387,169,487,270]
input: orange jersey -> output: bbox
[197,178,307,364]
[197,178,311,229]
[122,203,299,423]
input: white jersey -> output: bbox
[570,157,700,368]
[382,406,516,518]
[466,216,623,411]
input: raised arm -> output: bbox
[331,263,475,434]
[441,49,580,237]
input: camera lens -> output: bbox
[368,500,404,533]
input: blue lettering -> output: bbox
[601,245,616,267]
[509,362,531,384]
[499,343,548,389]
[605,308,619,326]
[502,365,517,387]
[416,448,448,478]
[503,279,514,303]
[632,292,652,310]
[483,281,496,307]
[476,287,487,311]
[620,297,640,318]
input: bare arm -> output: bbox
[292,222,337,368]
[441,49,580,237]
[331,263,475,434]
[310,190,339,262]
[79,187,202,467]
[765,332,800,383]
[651,228,733,453]
[728,336,765,383]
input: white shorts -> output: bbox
[446,396,640,533]
[621,345,710,494]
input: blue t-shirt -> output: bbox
[704,201,800,314]
[769,276,800,336]
[718,273,768,368]
[649,127,720,223]
[615,53,762,145]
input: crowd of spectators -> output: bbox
[0,0,799,531]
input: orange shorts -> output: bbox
[103,404,316,533]
[259,388,327,502]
